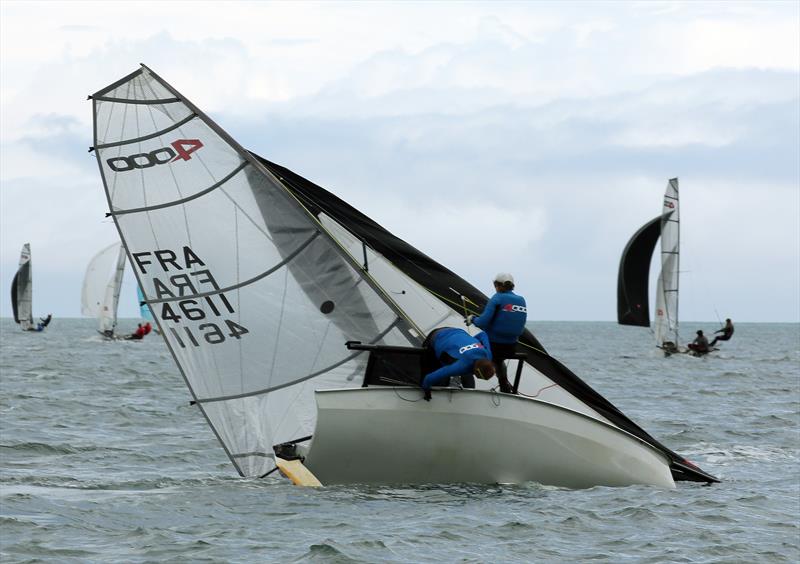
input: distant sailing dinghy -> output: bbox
[11,243,49,332]
[90,65,717,489]
[618,178,691,355]
[81,242,127,339]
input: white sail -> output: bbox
[12,243,34,331]
[92,66,419,478]
[82,242,127,335]
[654,178,679,347]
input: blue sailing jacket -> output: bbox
[472,291,527,344]
[422,328,492,390]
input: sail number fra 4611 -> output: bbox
[132,246,249,348]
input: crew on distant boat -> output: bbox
[126,323,147,340]
[466,273,527,393]
[687,330,710,354]
[143,322,152,336]
[420,327,495,401]
[710,318,734,346]
[35,314,52,332]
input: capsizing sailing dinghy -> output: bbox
[90,65,717,488]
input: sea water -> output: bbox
[1,319,798,563]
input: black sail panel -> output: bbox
[255,154,718,484]
[10,271,20,323]
[617,214,664,326]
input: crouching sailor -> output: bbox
[420,327,495,401]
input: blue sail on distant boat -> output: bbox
[137,286,153,322]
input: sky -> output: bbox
[1,1,798,324]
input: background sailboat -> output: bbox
[91,66,716,487]
[81,241,127,339]
[11,243,45,332]
[618,178,682,353]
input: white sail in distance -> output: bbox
[91,66,419,478]
[654,178,679,347]
[82,242,127,335]
[12,243,34,331]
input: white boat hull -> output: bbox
[303,388,675,489]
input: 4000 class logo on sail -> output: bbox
[132,246,249,348]
[106,139,204,172]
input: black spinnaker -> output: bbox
[617,213,670,326]
[255,154,718,484]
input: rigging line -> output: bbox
[516,339,548,356]
[517,383,558,399]
[393,386,425,402]
[259,466,280,479]
[143,231,320,305]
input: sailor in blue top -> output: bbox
[466,273,527,393]
[420,327,495,401]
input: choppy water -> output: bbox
[1,318,798,563]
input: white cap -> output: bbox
[494,272,514,284]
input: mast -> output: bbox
[673,178,680,345]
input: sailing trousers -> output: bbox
[489,342,516,393]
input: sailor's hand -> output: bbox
[465,314,474,326]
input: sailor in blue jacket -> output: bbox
[420,327,495,401]
[466,273,527,393]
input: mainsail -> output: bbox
[654,178,680,347]
[617,215,663,327]
[82,242,127,335]
[92,65,419,478]
[91,67,714,483]
[11,243,34,331]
